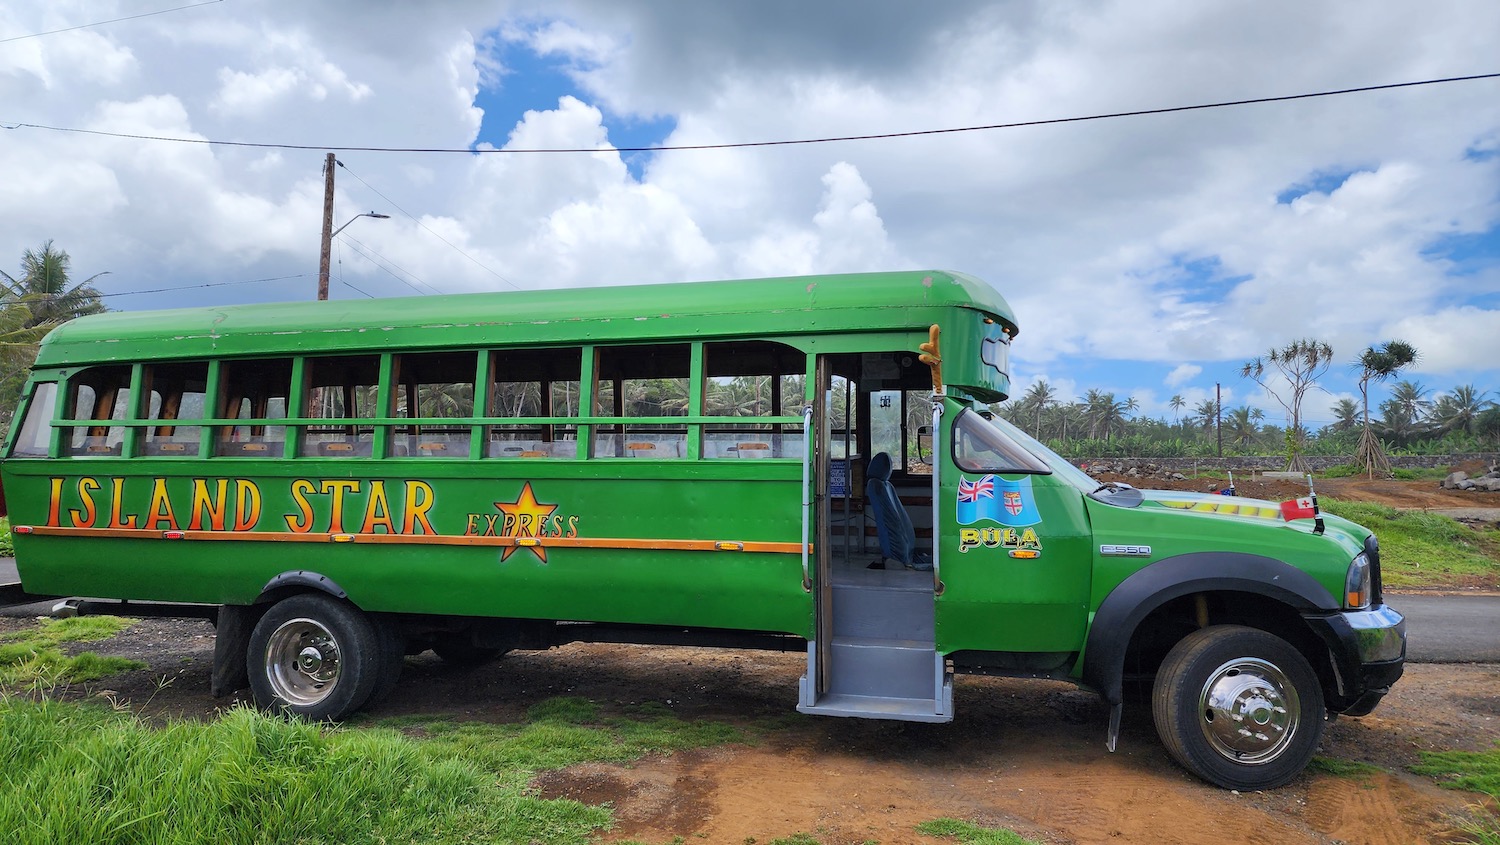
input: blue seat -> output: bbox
[864,452,932,570]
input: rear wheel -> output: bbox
[1152,625,1324,790]
[247,594,381,721]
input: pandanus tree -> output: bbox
[1354,341,1418,478]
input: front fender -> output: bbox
[1082,552,1339,705]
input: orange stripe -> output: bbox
[16,525,805,554]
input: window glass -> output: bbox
[64,366,131,456]
[702,340,805,459]
[592,344,688,458]
[392,351,475,458]
[142,361,208,456]
[952,409,1052,474]
[488,347,580,458]
[215,358,291,457]
[302,355,379,456]
[10,382,57,458]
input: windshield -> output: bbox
[977,411,1102,493]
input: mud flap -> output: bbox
[1106,702,1123,752]
[211,604,259,698]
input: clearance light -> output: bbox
[714,541,745,551]
[331,534,355,543]
[162,531,187,540]
[514,537,540,547]
[13,525,34,534]
[1009,549,1040,559]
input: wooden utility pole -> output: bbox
[1216,382,1223,458]
[316,152,336,301]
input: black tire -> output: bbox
[431,636,503,667]
[1152,625,1324,790]
[247,594,382,721]
[366,615,406,708]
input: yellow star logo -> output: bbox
[494,481,558,562]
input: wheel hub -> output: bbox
[1199,658,1299,764]
[266,619,342,706]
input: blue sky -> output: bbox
[0,1,1496,429]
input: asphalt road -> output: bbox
[1,559,1495,662]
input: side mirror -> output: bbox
[915,425,932,465]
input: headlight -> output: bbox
[1345,553,1372,610]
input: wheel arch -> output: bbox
[1083,552,1340,706]
[256,570,351,606]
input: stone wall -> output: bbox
[1075,454,1499,474]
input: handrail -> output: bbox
[931,397,944,595]
[800,404,814,592]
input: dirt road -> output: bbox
[3,614,1492,845]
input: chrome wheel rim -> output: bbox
[265,617,342,706]
[1198,657,1299,764]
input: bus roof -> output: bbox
[34,270,1017,367]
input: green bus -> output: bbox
[1,270,1404,789]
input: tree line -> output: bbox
[998,347,1499,470]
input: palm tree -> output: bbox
[1021,380,1056,438]
[1188,398,1219,432]
[0,242,108,428]
[1353,341,1417,478]
[1430,385,1492,436]
[1225,406,1257,449]
[1082,390,1134,441]
[1388,380,1433,426]
[1168,394,1185,425]
[0,241,108,329]
[1330,398,1360,433]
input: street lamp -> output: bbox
[317,211,390,301]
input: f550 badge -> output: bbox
[1100,544,1152,557]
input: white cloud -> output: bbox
[1165,364,1202,388]
[0,0,1493,405]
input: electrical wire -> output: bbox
[338,234,431,296]
[336,161,516,291]
[83,274,310,299]
[3,72,1496,154]
[0,0,225,45]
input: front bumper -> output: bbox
[1303,603,1406,716]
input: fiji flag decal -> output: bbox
[957,474,1041,527]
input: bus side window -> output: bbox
[593,343,689,458]
[63,366,131,456]
[392,350,476,458]
[702,340,806,459]
[488,347,580,458]
[303,355,378,457]
[10,382,57,458]
[214,358,290,457]
[141,361,208,457]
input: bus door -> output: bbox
[798,353,952,723]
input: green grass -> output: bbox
[917,818,1044,845]
[1308,755,1385,780]
[1411,742,1500,843]
[1321,499,1500,588]
[0,616,144,685]
[0,694,746,845]
[0,516,13,556]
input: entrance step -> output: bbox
[797,641,953,724]
[827,637,936,699]
[830,582,933,641]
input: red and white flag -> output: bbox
[1280,496,1317,522]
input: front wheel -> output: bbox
[248,594,382,721]
[1152,625,1324,790]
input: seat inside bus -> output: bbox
[865,452,932,571]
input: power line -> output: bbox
[338,234,431,297]
[84,274,310,299]
[0,0,225,45]
[336,161,517,291]
[3,72,1497,154]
